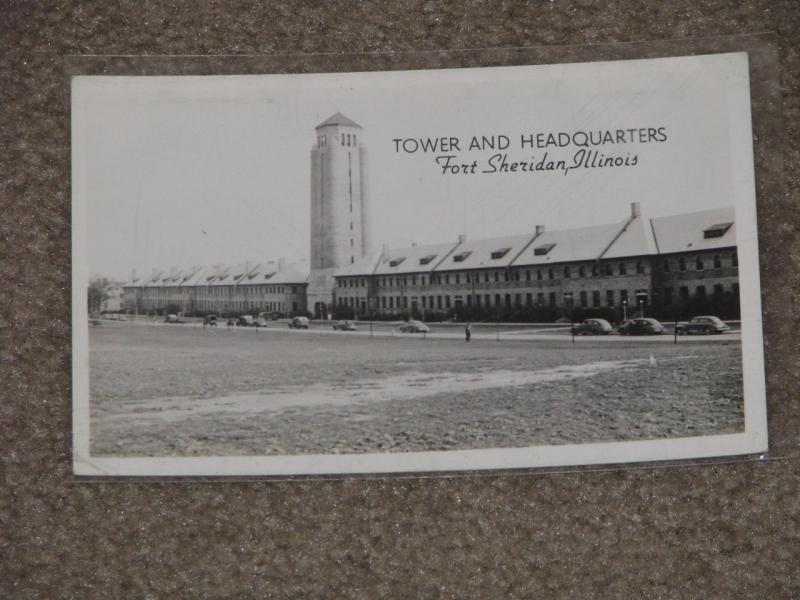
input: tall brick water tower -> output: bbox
[307,113,372,318]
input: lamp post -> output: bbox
[563,291,574,344]
[635,290,648,318]
[622,299,628,321]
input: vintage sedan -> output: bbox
[618,317,665,335]
[332,320,358,331]
[571,318,613,335]
[399,320,430,333]
[676,316,730,335]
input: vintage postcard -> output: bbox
[71,52,767,476]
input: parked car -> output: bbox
[332,320,358,331]
[572,318,613,335]
[238,315,255,327]
[254,317,269,328]
[204,315,218,327]
[676,316,730,335]
[288,316,310,329]
[399,320,430,333]
[258,311,282,321]
[164,314,184,324]
[618,317,664,335]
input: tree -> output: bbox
[87,277,111,315]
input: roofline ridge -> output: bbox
[598,215,636,261]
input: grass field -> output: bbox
[89,322,744,457]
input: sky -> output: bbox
[72,53,752,281]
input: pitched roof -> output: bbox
[436,233,536,271]
[650,207,736,254]
[374,241,461,276]
[316,112,361,129]
[333,252,384,277]
[599,215,659,260]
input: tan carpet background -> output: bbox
[1,2,799,597]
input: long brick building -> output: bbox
[332,202,739,322]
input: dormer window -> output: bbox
[490,247,511,260]
[263,272,275,280]
[389,257,406,267]
[703,222,733,239]
[453,251,472,263]
[534,243,556,256]
[419,254,437,265]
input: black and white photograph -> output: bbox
[71,52,768,476]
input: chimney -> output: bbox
[457,234,467,244]
[631,202,641,218]
[535,225,545,236]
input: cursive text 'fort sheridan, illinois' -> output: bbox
[391,128,668,176]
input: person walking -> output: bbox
[465,322,472,343]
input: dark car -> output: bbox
[399,320,430,333]
[164,314,184,324]
[288,316,310,329]
[238,315,255,327]
[618,317,664,335]
[676,316,730,335]
[258,311,282,321]
[571,318,613,335]
[332,320,358,331]
[204,315,218,327]
[254,317,269,328]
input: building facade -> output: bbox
[124,260,308,317]
[332,203,739,322]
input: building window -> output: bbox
[679,258,687,271]
[403,297,408,308]
[525,293,532,307]
[619,262,627,275]
[606,290,614,307]
[494,272,499,282]
[505,294,511,307]
[679,286,689,300]
[504,271,509,282]
[636,261,645,274]
[580,291,588,308]
[495,294,501,307]
[484,272,490,283]
[485,294,491,306]
[548,268,554,280]
[537,292,544,307]
[604,263,613,276]
[445,296,451,308]
[526,270,531,281]
[592,264,599,277]
[713,284,724,296]
[537,270,542,281]
[696,285,706,297]
[713,254,721,268]
[455,273,460,284]
[592,291,601,307]
[579,265,585,278]
[548,292,556,307]
[621,289,629,305]
[663,260,670,273]
[696,256,704,270]
[437,296,442,309]
[564,266,571,278]
[663,287,673,305]
[731,252,738,267]
[514,271,520,281]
